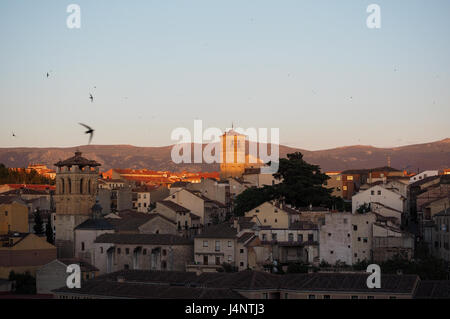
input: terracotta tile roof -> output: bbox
[414,281,450,299]
[280,273,419,294]
[159,200,190,213]
[75,219,115,231]
[54,151,101,168]
[1,189,50,196]
[237,232,255,243]
[58,259,99,272]
[52,279,244,299]
[0,196,25,205]
[195,223,237,239]
[94,233,193,245]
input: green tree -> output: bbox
[357,203,371,214]
[233,152,340,216]
[33,209,44,235]
[45,214,54,244]
[233,185,275,216]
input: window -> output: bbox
[228,241,232,247]
[81,242,85,251]
[298,234,303,242]
[330,251,334,254]
[262,234,267,241]
[124,264,129,270]
[389,296,396,299]
[4,211,8,216]
[371,190,375,195]
[100,247,103,254]
[351,296,358,300]
[143,249,147,255]
[203,241,208,247]
[203,256,208,265]
[285,293,289,299]
[256,209,260,213]
[308,234,314,241]
[288,233,294,242]
[363,238,368,243]
[343,218,348,224]
[308,295,316,299]
[117,248,121,254]
[328,233,332,237]
[240,249,244,254]
[358,237,361,242]
[353,225,358,231]
[263,293,268,299]
[215,241,220,252]
[272,233,277,241]
[215,257,221,265]
[228,255,232,263]
[275,219,278,223]
[125,248,130,255]
[240,262,244,267]
[343,186,348,191]
[347,176,354,181]
[367,296,374,299]
[162,249,167,256]
[378,190,382,195]
[323,295,331,299]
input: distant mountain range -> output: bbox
[0,138,449,173]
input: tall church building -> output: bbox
[220,129,246,179]
[54,151,101,258]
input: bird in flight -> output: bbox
[12,132,16,137]
[46,71,52,78]
[79,123,94,145]
[89,93,94,103]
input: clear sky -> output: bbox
[0,0,449,150]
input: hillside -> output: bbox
[0,139,448,173]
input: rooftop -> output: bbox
[94,233,193,245]
[54,151,101,168]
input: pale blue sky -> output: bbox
[0,0,449,150]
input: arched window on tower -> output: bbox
[88,179,91,194]
[68,178,72,194]
[61,178,65,194]
[79,178,84,194]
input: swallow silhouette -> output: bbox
[79,123,94,145]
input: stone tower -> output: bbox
[220,129,246,179]
[54,150,101,258]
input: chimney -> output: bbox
[233,218,240,232]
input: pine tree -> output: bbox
[33,209,44,235]
[45,214,54,244]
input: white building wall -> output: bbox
[352,185,405,214]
